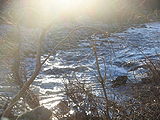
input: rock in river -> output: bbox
[112,76,128,88]
[16,106,52,120]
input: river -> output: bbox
[0,22,160,110]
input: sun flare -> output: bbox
[55,0,85,10]
[9,0,98,27]
[21,0,92,20]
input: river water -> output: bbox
[33,22,160,109]
[0,22,160,110]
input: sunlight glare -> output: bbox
[55,0,84,11]
[10,0,98,27]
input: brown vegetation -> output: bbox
[0,0,160,120]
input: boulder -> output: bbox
[112,76,128,88]
[16,106,52,120]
